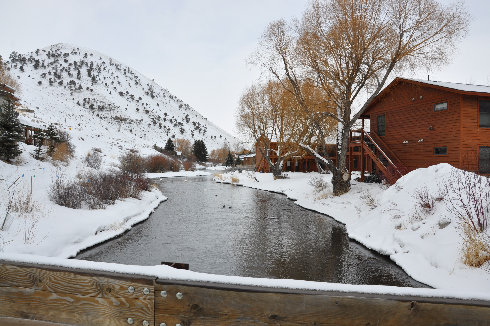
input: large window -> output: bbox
[377,114,385,136]
[480,146,490,173]
[434,146,447,155]
[480,100,490,128]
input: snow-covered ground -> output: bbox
[0,144,166,258]
[214,164,490,292]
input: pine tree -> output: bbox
[45,123,60,156]
[235,155,242,166]
[164,137,175,153]
[0,100,24,162]
[225,151,234,167]
[33,130,47,160]
[192,140,208,162]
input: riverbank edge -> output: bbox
[212,168,490,293]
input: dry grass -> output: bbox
[462,224,490,267]
[231,176,239,183]
[214,173,223,181]
[51,142,73,162]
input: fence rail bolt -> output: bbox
[143,287,150,295]
[176,292,183,300]
[160,290,167,298]
[128,286,135,294]
[142,320,149,326]
[127,317,134,324]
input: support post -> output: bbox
[361,118,365,182]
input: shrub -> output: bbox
[309,175,328,193]
[120,150,145,175]
[85,148,102,169]
[183,160,194,171]
[50,170,150,209]
[146,155,169,173]
[413,187,435,214]
[50,177,83,209]
[446,170,490,267]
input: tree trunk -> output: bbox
[272,160,283,177]
[331,168,350,196]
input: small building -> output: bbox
[239,153,255,166]
[359,78,490,180]
[255,78,490,182]
[255,137,319,173]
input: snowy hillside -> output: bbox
[5,43,237,156]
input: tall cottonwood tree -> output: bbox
[237,81,312,176]
[254,0,468,195]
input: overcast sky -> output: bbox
[1,0,489,137]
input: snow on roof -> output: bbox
[406,78,490,94]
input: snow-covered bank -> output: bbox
[146,170,211,179]
[0,144,167,258]
[2,252,490,302]
[214,164,490,292]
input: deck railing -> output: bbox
[1,259,490,325]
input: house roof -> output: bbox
[360,77,490,118]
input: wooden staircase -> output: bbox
[350,129,408,184]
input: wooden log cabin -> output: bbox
[256,78,490,184]
[357,78,490,183]
[255,136,321,173]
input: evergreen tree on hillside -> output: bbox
[0,100,24,162]
[45,123,60,156]
[225,151,234,167]
[164,137,175,152]
[235,155,242,166]
[33,130,47,160]
[192,140,208,162]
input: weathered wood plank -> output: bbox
[0,317,73,326]
[154,283,490,326]
[0,263,154,300]
[0,286,154,326]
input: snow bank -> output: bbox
[0,144,166,258]
[1,252,489,302]
[214,165,490,292]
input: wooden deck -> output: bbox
[1,259,489,325]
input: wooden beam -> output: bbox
[154,282,490,326]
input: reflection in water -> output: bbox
[76,175,426,287]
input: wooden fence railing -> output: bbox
[1,259,490,326]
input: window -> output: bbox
[434,102,448,111]
[377,114,385,136]
[434,146,447,155]
[479,100,490,128]
[479,147,490,173]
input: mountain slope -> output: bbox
[6,43,237,156]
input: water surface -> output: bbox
[77,175,426,287]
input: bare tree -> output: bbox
[0,56,20,92]
[237,81,312,176]
[254,0,469,195]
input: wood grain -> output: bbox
[0,263,154,300]
[0,286,154,326]
[154,283,490,326]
